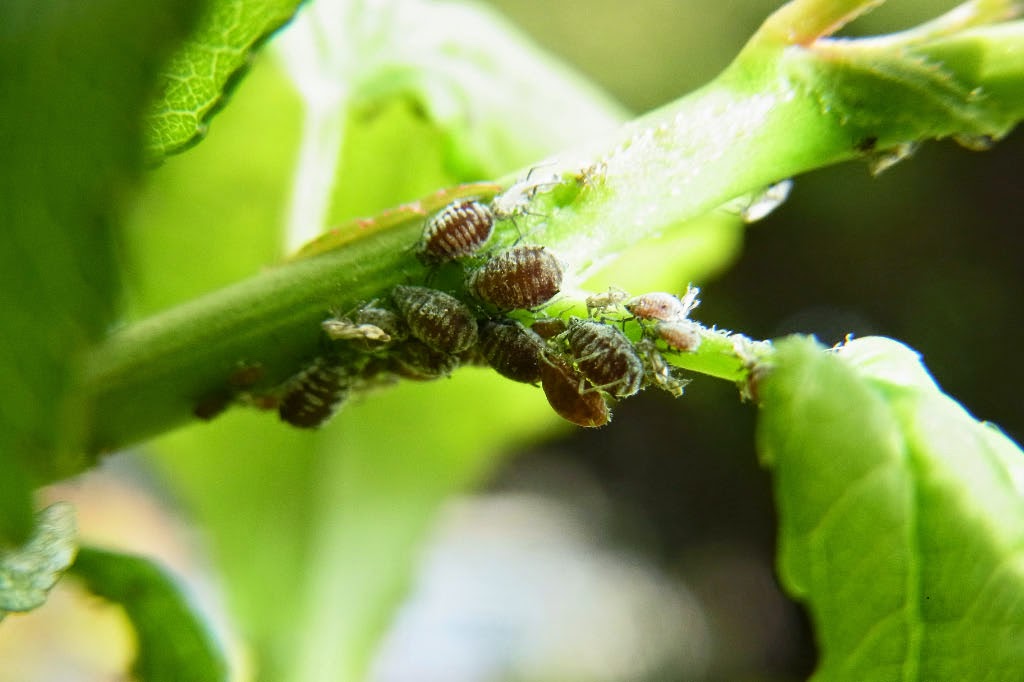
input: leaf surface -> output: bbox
[758,336,1024,681]
[145,0,303,158]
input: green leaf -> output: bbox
[0,503,77,617]
[145,0,303,159]
[0,0,206,532]
[757,336,1024,681]
[70,546,229,682]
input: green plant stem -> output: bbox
[82,17,1024,458]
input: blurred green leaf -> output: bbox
[126,58,302,317]
[350,0,630,178]
[286,370,560,681]
[71,546,228,682]
[145,0,303,159]
[275,0,630,251]
[0,0,205,539]
[0,503,77,617]
[757,336,1024,681]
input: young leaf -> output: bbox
[145,0,304,159]
[70,547,229,682]
[0,0,205,532]
[757,336,1024,681]
[0,503,77,618]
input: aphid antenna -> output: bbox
[538,346,570,370]
[491,162,563,222]
[421,265,442,287]
[542,301,576,319]
[578,378,624,397]
[328,296,377,321]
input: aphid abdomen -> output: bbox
[418,200,494,264]
[539,353,610,428]
[278,358,351,429]
[655,320,702,353]
[478,319,545,384]
[625,287,700,322]
[388,340,461,381]
[467,245,563,310]
[391,285,478,353]
[565,319,644,398]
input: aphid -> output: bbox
[575,160,607,191]
[478,319,545,384]
[193,390,232,421]
[354,306,408,342]
[278,357,351,429]
[467,245,563,310]
[490,167,562,221]
[417,200,494,264]
[564,318,644,398]
[655,319,702,353]
[228,361,265,388]
[637,339,690,398]
[391,285,478,353]
[530,317,567,339]
[539,353,610,428]
[586,286,629,318]
[322,318,391,344]
[625,286,700,322]
[388,340,460,381]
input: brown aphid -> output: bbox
[417,200,495,264]
[193,390,232,421]
[625,287,700,322]
[539,353,610,428]
[478,319,545,384]
[388,340,461,381]
[228,361,265,389]
[530,317,567,339]
[564,318,644,398]
[391,285,478,353]
[467,245,563,310]
[278,357,351,429]
[656,320,702,353]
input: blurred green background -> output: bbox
[6,1,1023,680]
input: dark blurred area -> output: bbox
[482,1,1024,679]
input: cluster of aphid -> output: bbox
[263,175,706,429]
